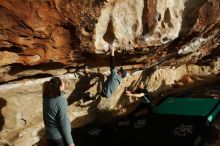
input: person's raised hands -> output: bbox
[109,45,115,56]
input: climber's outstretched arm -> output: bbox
[110,46,115,71]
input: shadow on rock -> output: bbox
[67,72,104,105]
[0,97,6,132]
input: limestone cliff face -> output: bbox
[0,0,220,146]
[0,0,219,83]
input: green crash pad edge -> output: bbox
[155,97,220,122]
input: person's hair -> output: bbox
[43,77,62,99]
[118,67,127,78]
[138,81,147,89]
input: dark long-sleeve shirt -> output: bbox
[135,88,151,103]
[43,94,74,145]
[110,56,115,70]
[134,88,155,112]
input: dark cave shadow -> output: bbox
[153,75,220,106]
[77,95,102,118]
[139,66,157,84]
[36,128,76,146]
[0,97,7,132]
[204,125,220,145]
[67,72,104,106]
[126,80,138,91]
[204,112,220,145]
[179,0,206,35]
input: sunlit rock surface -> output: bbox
[1,61,220,146]
[95,0,144,52]
[0,0,220,145]
[0,0,219,82]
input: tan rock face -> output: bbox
[0,0,219,83]
[0,51,19,66]
[1,60,220,146]
[0,0,220,145]
[144,0,186,45]
[95,0,144,52]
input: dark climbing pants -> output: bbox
[47,138,68,146]
[128,102,155,118]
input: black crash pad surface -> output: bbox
[72,114,208,146]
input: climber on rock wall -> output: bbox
[102,45,127,98]
[125,81,155,117]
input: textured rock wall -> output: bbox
[0,0,220,145]
[95,0,144,52]
[1,59,220,146]
[0,0,219,83]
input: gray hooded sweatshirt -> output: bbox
[102,69,122,98]
[43,94,74,145]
